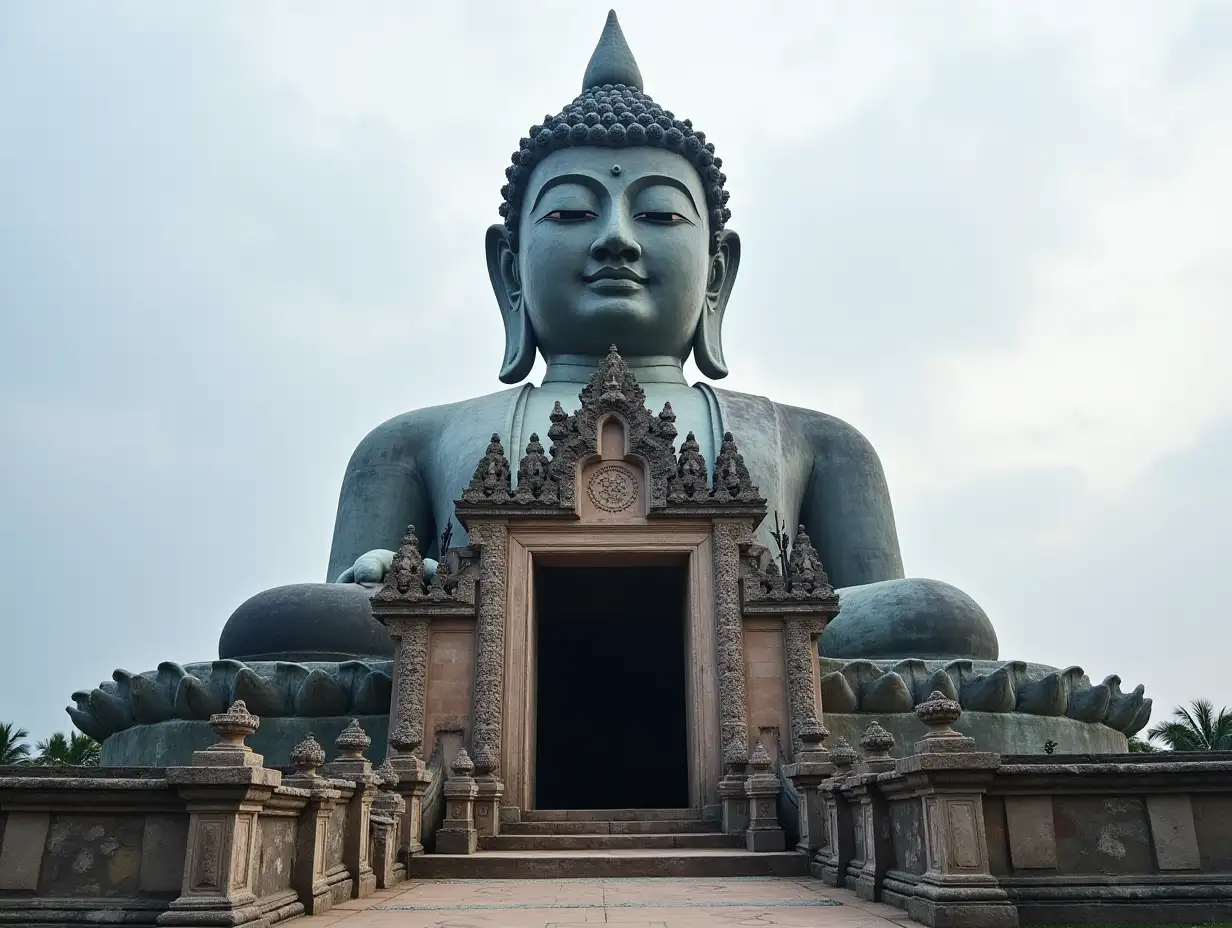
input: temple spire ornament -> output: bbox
[582,10,644,92]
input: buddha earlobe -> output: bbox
[486,223,537,384]
[693,229,741,380]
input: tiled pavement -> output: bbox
[305,877,916,926]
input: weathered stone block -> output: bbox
[1146,794,1200,871]
[1004,796,1057,870]
[0,811,49,891]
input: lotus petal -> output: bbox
[294,668,349,717]
[960,665,1016,713]
[1104,678,1145,732]
[67,706,111,742]
[233,666,289,716]
[1017,672,1067,716]
[353,670,392,714]
[861,672,914,713]
[130,673,175,724]
[174,674,226,720]
[1067,678,1111,723]
[885,659,933,703]
[1125,698,1153,737]
[819,671,858,714]
[920,669,958,703]
[88,687,134,733]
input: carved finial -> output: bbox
[789,525,833,596]
[462,434,513,504]
[669,430,708,503]
[515,432,558,504]
[209,700,259,748]
[580,346,646,412]
[376,758,400,789]
[914,690,976,754]
[374,524,427,601]
[799,715,829,748]
[471,742,498,777]
[583,12,644,93]
[748,741,772,772]
[830,737,857,773]
[388,722,422,756]
[656,402,677,444]
[335,719,371,759]
[859,721,895,765]
[290,733,326,778]
[711,431,763,504]
[449,748,475,778]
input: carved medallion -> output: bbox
[587,464,638,513]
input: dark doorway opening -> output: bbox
[534,564,689,810]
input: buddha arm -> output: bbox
[325,411,438,582]
[791,408,906,588]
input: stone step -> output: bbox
[410,848,809,879]
[521,808,703,822]
[504,819,715,835]
[481,832,742,851]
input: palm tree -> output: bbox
[1146,699,1232,752]
[1127,735,1159,753]
[34,731,101,767]
[0,722,32,765]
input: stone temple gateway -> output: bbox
[7,11,1230,928]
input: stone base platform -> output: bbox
[410,848,810,879]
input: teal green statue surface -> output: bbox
[70,11,1150,763]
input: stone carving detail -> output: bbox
[668,431,708,503]
[713,520,751,767]
[335,719,372,758]
[68,658,395,740]
[858,721,896,774]
[209,700,259,745]
[467,520,509,778]
[462,434,513,504]
[374,525,428,601]
[513,433,558,505]
[784,616,829,755]
[392,618,429,754]
[711,432,765,506]
[587,463,639,513]
[914,690,977,754]
[743,528,839,606]
[788,527,832,597]
[290,733,326,778]
[815,657,1151,735]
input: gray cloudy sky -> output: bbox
[2,2,1229,743]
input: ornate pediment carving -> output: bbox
[454,346,767,523]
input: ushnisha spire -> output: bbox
[497,10,730,253]
[582,10,643,92]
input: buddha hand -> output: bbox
[334,549,437,585]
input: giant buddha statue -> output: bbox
[70,12,1149,764]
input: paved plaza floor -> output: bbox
[305,876,915,926]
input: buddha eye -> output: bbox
[635,211,692,225]
[540,209,597,222]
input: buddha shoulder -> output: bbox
[344,387,527,473]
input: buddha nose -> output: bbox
[590,212,641,264]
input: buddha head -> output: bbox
[487,11,740,382]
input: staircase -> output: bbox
[411,809,809,878]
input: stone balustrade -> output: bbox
[0,703,391,926]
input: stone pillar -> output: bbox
[371,761,407,889]
[845,722,897,902]
[744,742,785,852]
[471,744,503,841]
[896,692,1016,928]
[159,701,280,928]
[388,723,432,860]
[320,720,378,899]
[283,734,343,916]
[815,736,857,885]
[436,749,479,855]
[783,715,833,854]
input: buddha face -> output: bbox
[514,147,721,360]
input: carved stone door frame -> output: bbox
[501,521,719,819]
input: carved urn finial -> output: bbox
[830,736,857,775]
[449,748,475,779]
[290,733,326,778]
[859,721,896,772]
[335,719,371,759]
[799,714,829,749]
[375,758,400,789]
[209,700,259,750]
[374,524,427,601]
[471,742,498,778]
[748,741,773,773]
[914,690,977,754]
[388,722,422,756]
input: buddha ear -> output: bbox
[486,223,537,384]
[693,228,741,380]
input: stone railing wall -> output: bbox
[809,692,1232,927]
[0,704,398,926]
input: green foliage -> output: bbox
[1043,739,1058,754]
[1146,699,1232,752]
[1127,735,1159,753]
[34,731,102,767]
[0,722,32,765]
